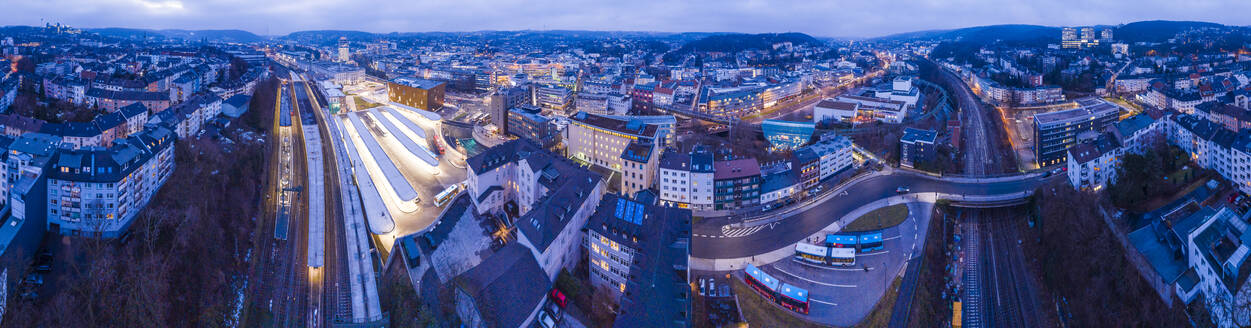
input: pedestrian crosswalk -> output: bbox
[721,225,767,238]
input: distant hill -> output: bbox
[86,28,263,43]
[281,30,379,44]
[677,32,825,53]
[1115,20,1227,43]
[873,24,1060,44]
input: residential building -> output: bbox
[713,158,762,210]
[585,193,691,313]
[899,128,937,169]
[464,139,605,279]
[85,88,171,113]
[657,150,691,208]
[799,132,855,180]
[1186,207,1251,327]
[620,141,660,196]
[46,127,175,238]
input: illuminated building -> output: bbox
[1033,97,1121,168]
[761,119,815,152]
[387,77,445,111]
[585,193,691,324]
[565,111,659,174]
[899,128,937,169]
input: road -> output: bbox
[690,172,1047,259]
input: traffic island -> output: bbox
[842,204,910,232]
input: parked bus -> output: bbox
[434,184,462,207]
[794,243,828,265]
[795,243,857,267]
[858,231,884,253]
[825,234,858,248]
[743,264,780,303]
[777,283,810,315]
[829,247,857,266]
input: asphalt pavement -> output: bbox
[691,172,1043,259]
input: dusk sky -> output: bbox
[5,0,1251,38]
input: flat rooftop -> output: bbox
[1034,98,1120,125]
[390,77,444,90]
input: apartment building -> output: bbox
[464,139,605,279]
[799,132,855,180]
[713,158,762,210]
[46,127,175,238]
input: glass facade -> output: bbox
[762,119,815,152]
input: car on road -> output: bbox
[896,186,910,193]
[761,204,776,212]
[812,186,823,194]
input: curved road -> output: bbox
[691,172,1049,259]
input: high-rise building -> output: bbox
[1062,27,1081,49]
[1100,29,1114,42]
[1080,27,1096,45]
[337,37,349,62]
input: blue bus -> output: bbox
[825,234,858,248]
[858,231,884,253]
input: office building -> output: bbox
[565,111,659,175]
[506,105,558,148]
[1033,97,1122,167]
[338,37,349,62]
[797,132,855,180]
[534,83,573,113]
[1062,27,1081,49]
[388,77,446,111]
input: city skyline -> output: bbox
[6,0,1251,38]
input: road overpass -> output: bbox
[691,171,1051,260]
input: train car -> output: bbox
[829,247,857,266]
[794,243,829,265]
[825,234,858,248]
[777,283,810,314]
[858,231,884,253]
[743,264,780,303]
